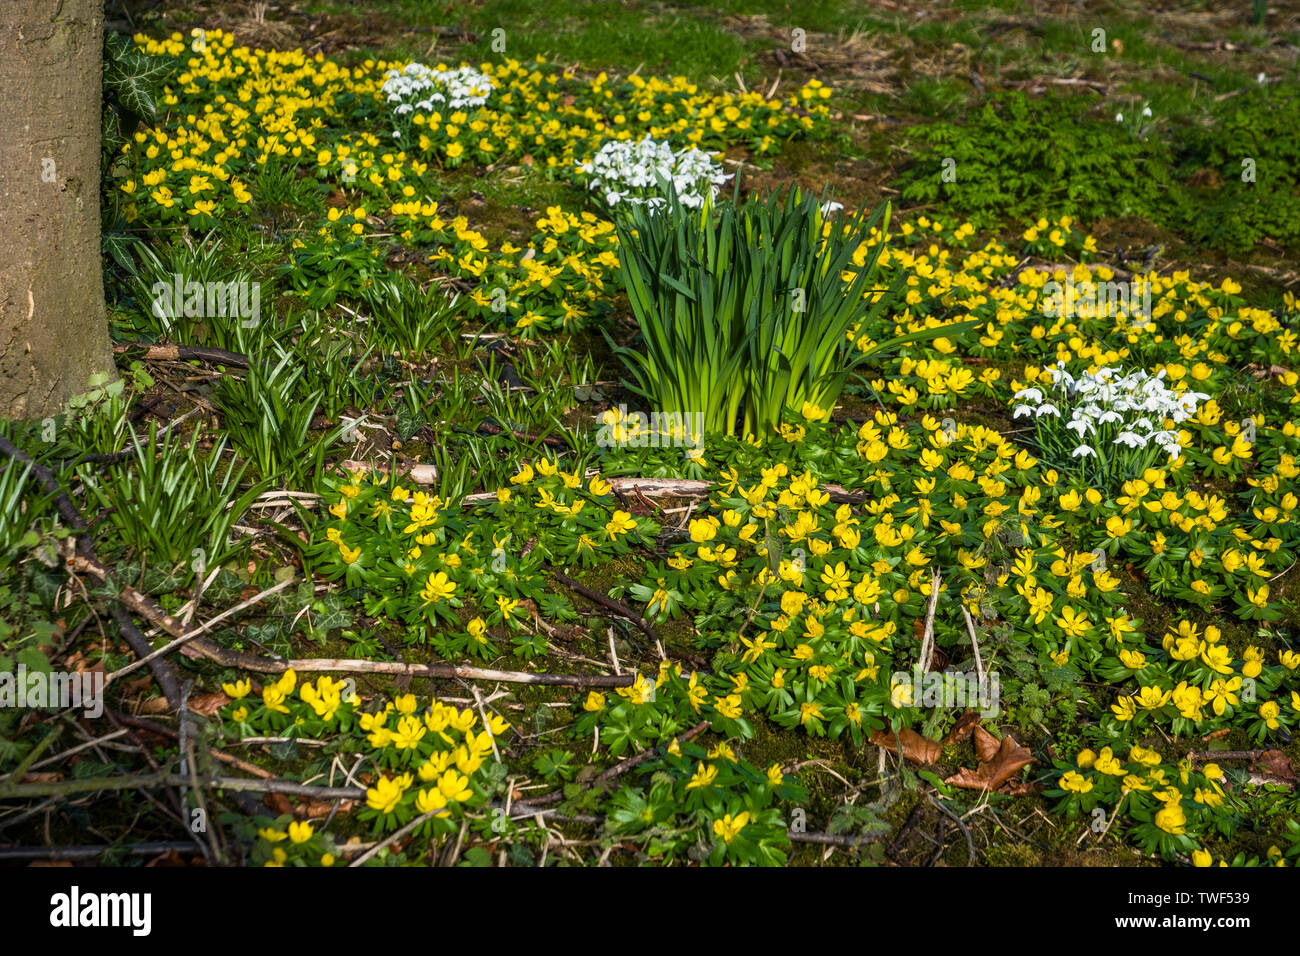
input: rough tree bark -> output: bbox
[0,0,115,421]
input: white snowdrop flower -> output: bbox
[1066,419,1092,437]
[1036,403,1061,418]
[1013,405,1034,419]
[1072,445,1097,459]
[1142,106,1152,118]
[1114,431,1148,449]
[577,135,731,208]
[821,201,844,214]
[1115,112,1124,123]
[1013,387,1044,403]
[1258,72,1267,85]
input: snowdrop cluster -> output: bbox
[576,136,732,209]
[1014,362,1207,463]
[381,63,495,119]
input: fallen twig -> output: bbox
[0,771,365,801]
[550,568,661,647]
[927,792,975,866]
[521,719,711,808]
[348,807,446,867]
[114,342,251,369]
[64,549,633,688]
[0,842,202,863]
[919,571,941,672]
[104,576,297,688]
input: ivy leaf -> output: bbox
[104,32,173,123]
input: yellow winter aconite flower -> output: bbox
[712,812,750,844]
[685,761,718,790]
[420,570,457,605]
[605,510,637,539]
[1154,801,1187,835]
[366,773,413,814]
[1060,770,1093,793]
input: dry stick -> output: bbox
[337,459,438,484]
[104,575,297,688]
[0,842,202,863]
[475,419,570,450]
[107,712,275,780]
[550,569,660,646]
[0,725,64,785]
[113,342,251,369]
[0,435,182,710]
[960,602,984,684]
[1187,750,1275,761]
[469,685,502,763]
[790,831,889,848]
[349,807,447,867]
[26,730,131,772]
[520,719,711,809]
[461,477,867,505]
[54,407,202,468]
[927,793,975,866]
[182,654,636,688]
[606,626,623,676]
[0,772,364,801]
[919,571,941,673]
[62,552,633,688]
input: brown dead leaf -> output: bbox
[973,725,1001,764]
[123,674,156,696]
[870,727,942,765]
[1202,728,1231,741]
[946,731,1034,792]
[146,849,204,867]
[944,710,983,745]
[263,792,293,816]
[188,692,231,717]
[1255,750,1298,783]
[19,771,64,784]
[1001,780,1040,796]
[137,696,173,715]
[299,799,354,819]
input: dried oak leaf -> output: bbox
[946,728,1034,791]
[973,725,1001,764]
[263,792,293,816]
[869,727,942,765]
[299,799,354,819]
[19,771,64,784]
[944,710,983,746]
[146,849,204,867]
[188,692,230,717]
[1255,750,1298,784]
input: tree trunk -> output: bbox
[0,0,114,421]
